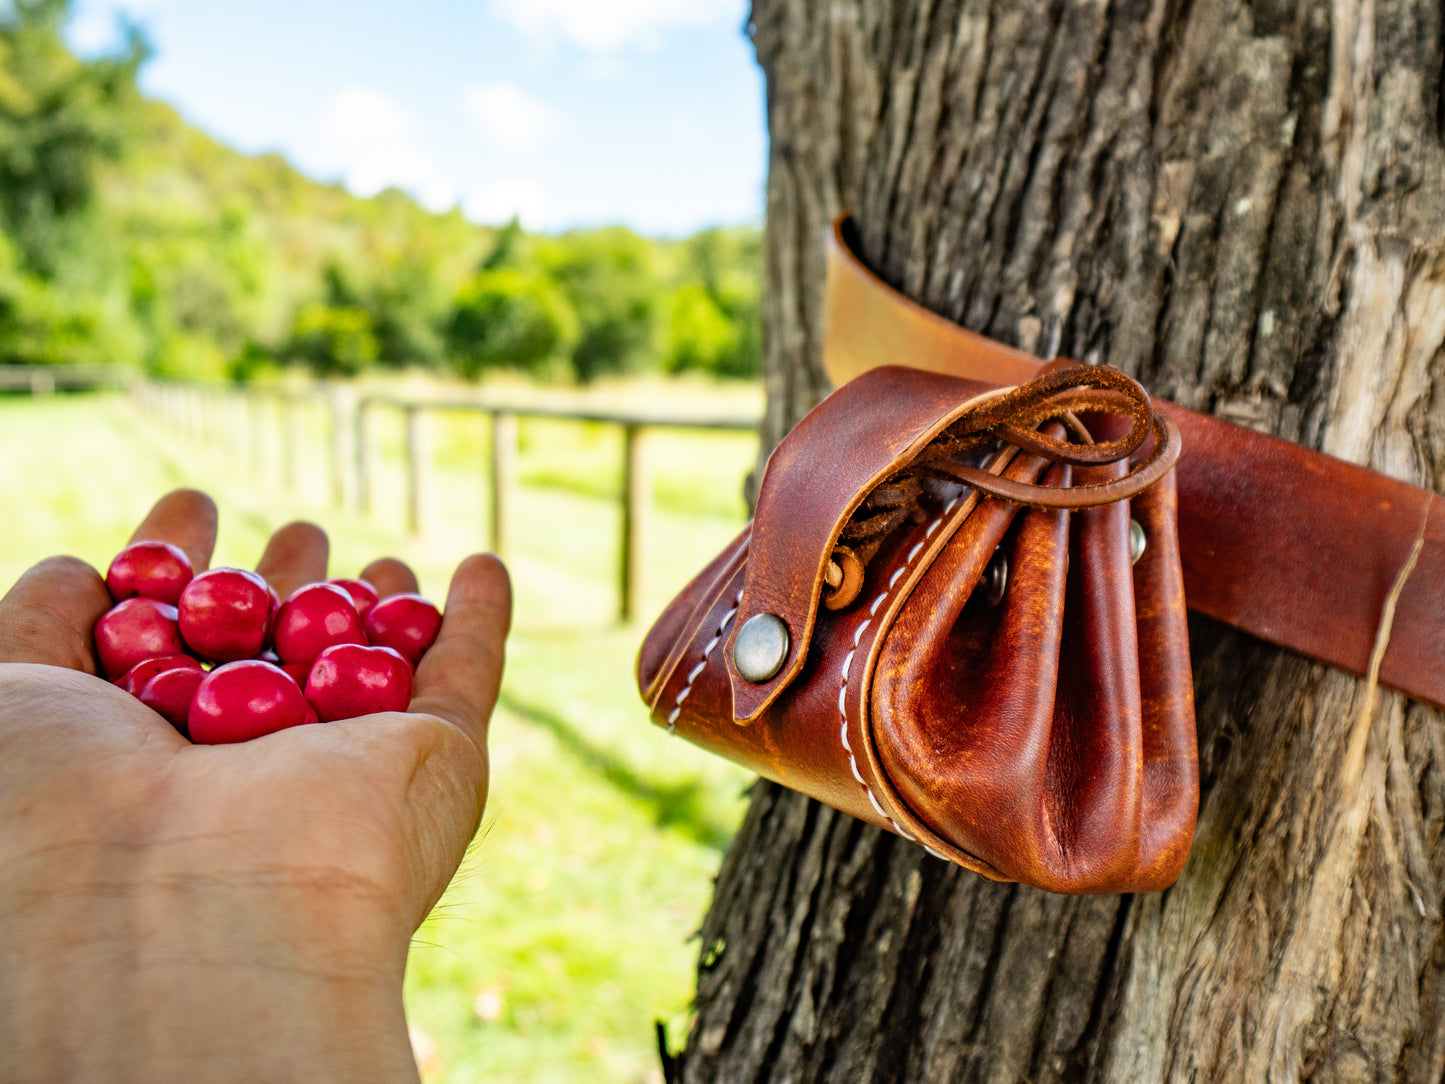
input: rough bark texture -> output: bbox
[678,1,1445,1081]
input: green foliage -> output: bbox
[664,227,761,378]
[289,300,379,377]
[0,0,762,384]
[537,227,658,382]
[0,0,143,277]
[663,282,737,375]
[448,267,579,380]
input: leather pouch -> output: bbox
[637,363,1198,894]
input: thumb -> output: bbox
[0,557,111,671]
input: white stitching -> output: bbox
[866,789,890,819]
[837,504,959,849]
[668,589,744,734]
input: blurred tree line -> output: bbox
[0,0,761,383]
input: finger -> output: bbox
[127,489,219,574]
[408,554,511,746]
[359,557,419,598]
[0,556,111,671]
[254,522,329,599]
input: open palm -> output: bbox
[0,490,511,1082]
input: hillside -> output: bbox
[0,0,760,383]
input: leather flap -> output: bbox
[726,365,995,723]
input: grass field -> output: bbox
[0,382,761,1083]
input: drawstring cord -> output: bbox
[824,364,1180,609]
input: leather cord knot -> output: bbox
[823,363,1180,610]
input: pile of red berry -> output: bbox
[96,540,442,744]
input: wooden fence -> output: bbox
[0,364,133,394]
[132,380,758,623]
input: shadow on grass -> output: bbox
[498,691,737,852]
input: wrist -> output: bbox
[0,847,418,1083]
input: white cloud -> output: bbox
[68,0,165,56]
[462,83,563,155]
[317,87,434,196]
[416,178,460,214]
[490,0,738,53]
[68,8,120,54]
[463,180,550,229]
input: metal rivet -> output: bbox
[734,613,790,683]
[984,550,1009,606]
[1129,519,1147,565]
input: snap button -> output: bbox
[1129,519,1147,565]
[734,613,790,683]
[984,549,1008,606]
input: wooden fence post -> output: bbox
[489,411,517,557]
[329,389,348,508]
[405,406,426,535]
[249,392,265,473]
[354,400,371,515]
[282,396,301,492]
[620,423,651,623]
[190,387,204,442]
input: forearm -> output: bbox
[0,861,418,1084]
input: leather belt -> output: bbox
[823,216,1445,711]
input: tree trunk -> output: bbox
[678,1,1445,1080]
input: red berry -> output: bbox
[106,541,194,605]
[273,583,365,667]
[188,660,313,744]
[362,594,442,666]
[179,568,274,662]
[94,598,186,680]
[115,654,202,695]
[305,643,414,722]
[329,578,380,618]
[138,666,206,736]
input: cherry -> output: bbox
[94,598,186,681]
[273,583,365,667]
[138,666,207,736]
[188,660,313,744]
[179,568,274,662]
[114,654,203,695]
[362,594,442,666]
[304,643,414,722]
[105,540,194,605]
[329,578,380,619]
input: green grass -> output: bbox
[0,386,759,1083]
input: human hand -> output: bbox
[0,490,511,1083]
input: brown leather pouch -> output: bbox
[637,363,1198,894]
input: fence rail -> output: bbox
[0,364,134,394]
[133,380,758,623]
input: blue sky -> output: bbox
[67,0,767,236]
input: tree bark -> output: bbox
[679,1,1445,1080]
